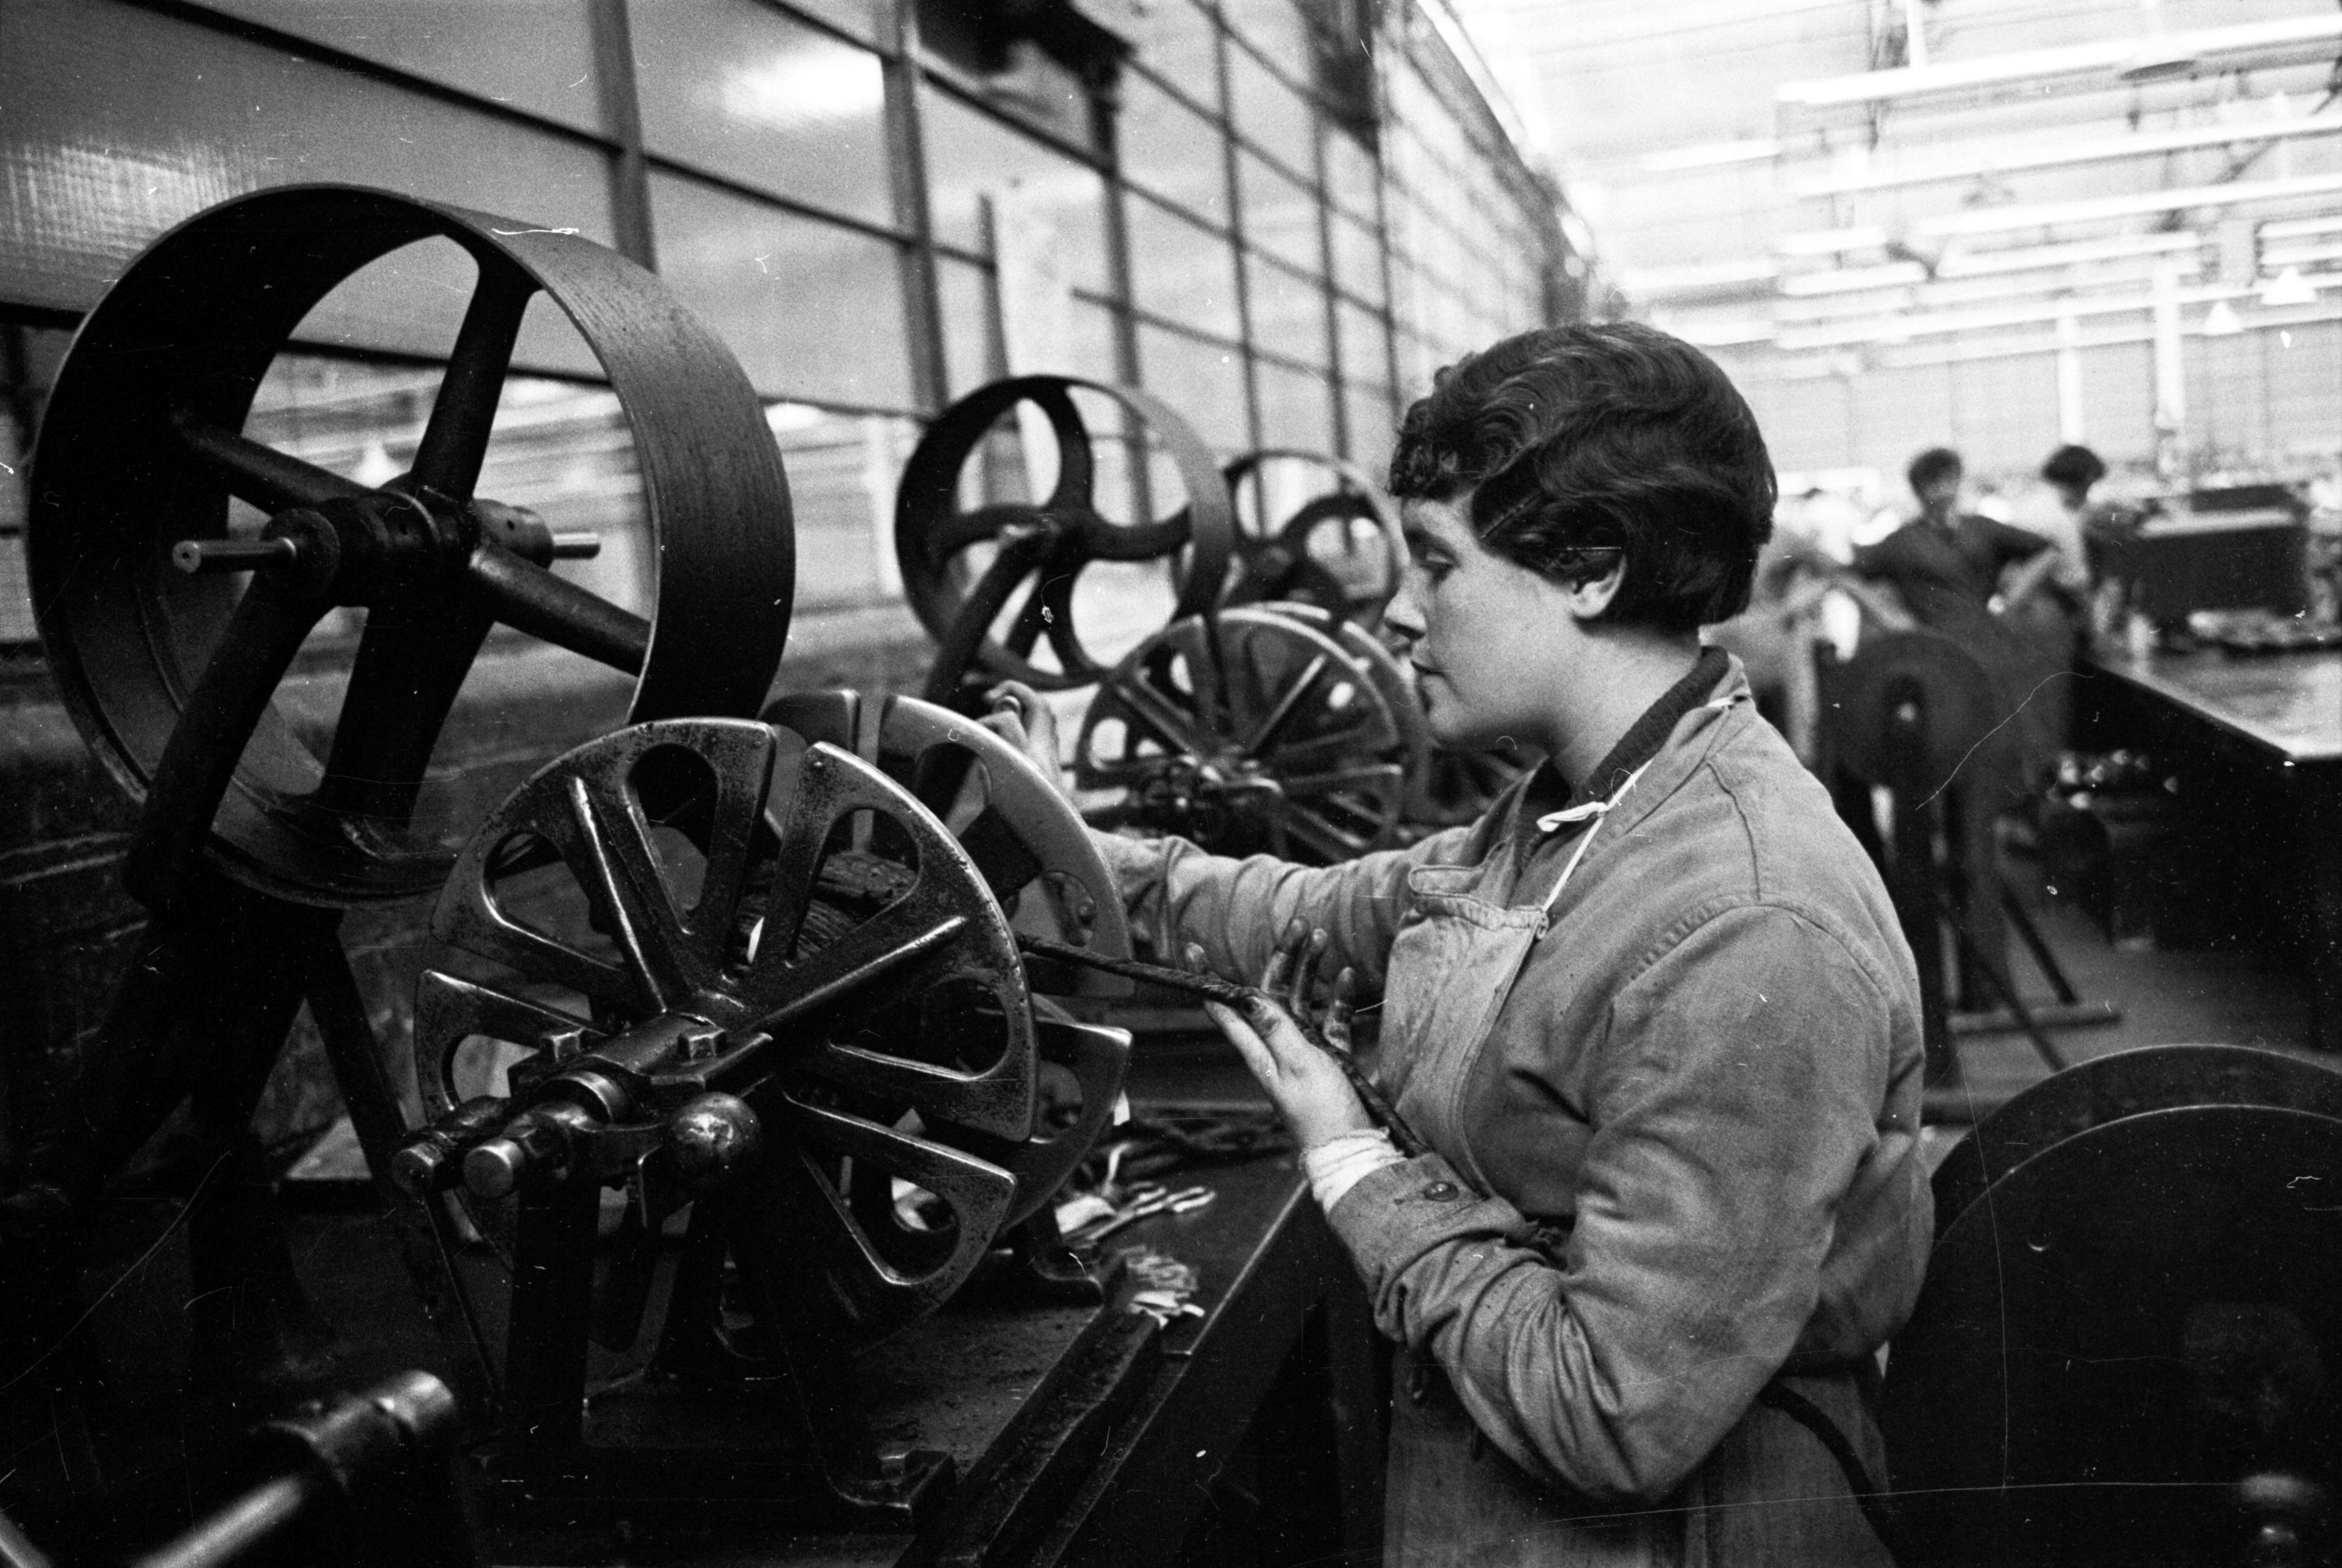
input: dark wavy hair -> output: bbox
[1907,446,1963,492]
[2041,443,2106,490]
[1387,323,1775,632]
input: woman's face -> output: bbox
[1382,493,1579,751]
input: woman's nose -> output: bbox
[1381,576,1424,643]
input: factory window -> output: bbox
[1127,193,1245,342]
[0,0,1564,637]
[648,173,918,412]
[632,0,898,229]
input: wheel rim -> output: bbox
[1218,449,1406,623]
[415,717,1035,1352]
[895,375,1234,698]
[29,184,793,906]
[1075,607,1407,863]
[762,689,1133,1225]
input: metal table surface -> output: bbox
[2084,646,2342,1048]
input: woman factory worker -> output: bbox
[991,323,1932,1565]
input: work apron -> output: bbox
[1367,746,1895,1567]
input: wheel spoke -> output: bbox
[1164,619,1233,748]
[723,1095,1011,1342]
[1278,798,1373,862]
[171,410,370,512]
[739,742,901,968]
[1237,651,1331,757]
[467,539,650,673]
[1075,515,1188,560]
[409,261,536,503]
[1103,671,1206,759]
[745,893,973,1036]
[561,773,693,1012]
[413,968,600,1109]
[1039,560,1109,681]
[1000,563,1055,659]
[125,573,330,905]
[1033,383,1094,512]
[990,1011,1130,1222]
[1257,726,1393,775]
[431,780,644,1011]
[312,595,496,828]
[915,530,1050,703]
[928,504,1040,563]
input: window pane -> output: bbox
[769,406,916,607]
[1137,327,1250,453]
[1254,358,1334,452]
[1330,212,1384,309]
[1219,0,1314,80]
[1237,148,1320,276]
[923,93,1109,291]
[1325,126,1378,222]
[650,173,913,409]
[1344,380,1396,473]
[202,0,604,132]
[1247,254,1329,370]
[0,0,615,317]
[1336,298,1389,385]
[1225,43,1314,179]
[937,255,1004,399]
[1100,5,1219,102]
[634,0,894,227]
[1128,194,1242,340]
[1120,70,1228,227]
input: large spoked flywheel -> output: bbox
[409,717,1065,1366]
[895,375,1234,703]
[29,184,793,909]
[1073,607,1408,863]
[1218,449,1406,624]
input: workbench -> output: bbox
[480,1147,1383,1568]
[2082,645,2342,1050]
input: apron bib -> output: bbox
[1378,764,1649,1185]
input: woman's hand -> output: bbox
[1196,921,1375,1150]
[980,680,1069,800]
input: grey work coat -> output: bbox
[1103,660,1932,1566]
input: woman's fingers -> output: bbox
[1260,917,1308,997]
[1322,967,1358,1054]
[984,680,1062,778]
[1286,928,1329,1017]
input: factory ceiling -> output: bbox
[1461,0,2342,374]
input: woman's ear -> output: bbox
[1562,557,1627,621]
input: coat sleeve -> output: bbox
[1091,825,1472,989]
[1322,903,1897,1502]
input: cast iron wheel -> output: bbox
[761,689,1133,1225]
[29,184,793,909]
[1928,1043,2342,1239]
[1881,1061,2342,1567]
[894,375,1234,703]
[411,717,1034,1361]
[1246,601,1431,824]
[1217,449,1406,623]
[1073,607,1407,864]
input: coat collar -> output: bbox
[1515,647,1746,846]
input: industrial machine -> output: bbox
[892,378,1514,862]
[0,187,1182,1558]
